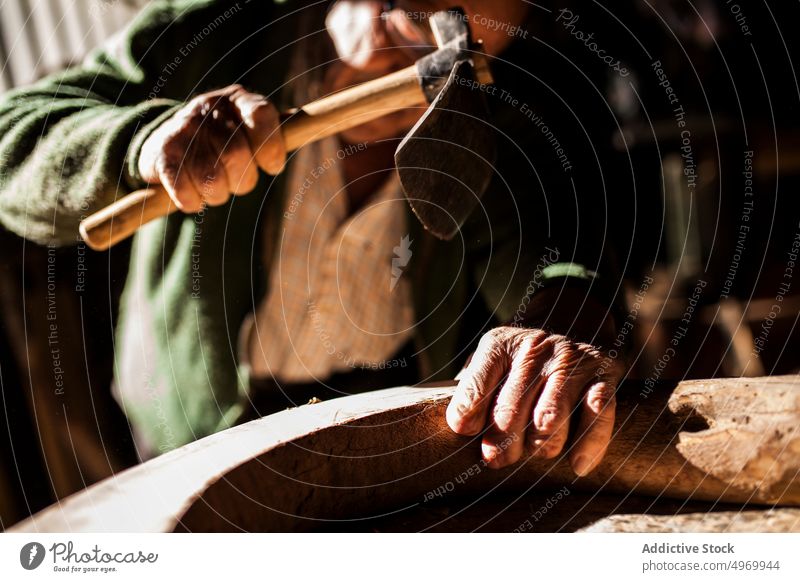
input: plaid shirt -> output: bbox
[245,137,415,382]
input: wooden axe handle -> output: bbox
[80,64,430,251]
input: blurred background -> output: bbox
[0,0,147,91]
[0,0,147,529]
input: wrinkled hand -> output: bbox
[138,84,286,213]
[446,326,624,476]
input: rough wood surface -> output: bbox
[580,509,800,533]
[668,376,800,503]
[10,376,800,532]
[345,490,748,533]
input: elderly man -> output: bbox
[0,0,623,474]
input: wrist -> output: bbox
[125,101,182,189]
[513,284,617,348]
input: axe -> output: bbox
[80,8,496,251]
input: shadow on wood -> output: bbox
[11,376,800,532]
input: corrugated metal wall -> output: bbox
[0,0,148,92]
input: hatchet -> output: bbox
[79,8,496,251]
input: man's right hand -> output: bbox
[138,84,286,213]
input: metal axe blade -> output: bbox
[79,7,495,250]
[395,57,496,240]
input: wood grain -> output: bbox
[10,376,800,532]
[580,509,800,533]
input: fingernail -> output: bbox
[446,403,480,435]
[240,96,265,123]
[445,404,462,431]
[265,160,285,176]
[572,454,593,477]
[482,442,501,468]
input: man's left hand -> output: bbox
[446,324,624,476]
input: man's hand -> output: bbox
[446,325,624,476]
[138,84,286,213]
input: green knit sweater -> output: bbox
[0,0,603,453]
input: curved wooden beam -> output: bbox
[580,509,800,532]
[10,376,800,532]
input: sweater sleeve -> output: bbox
[0,0,277,246]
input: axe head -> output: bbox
[395,9,496,241]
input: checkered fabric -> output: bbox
[246,137,415,382]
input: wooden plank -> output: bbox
[10,376,800,532]
[580,509,800,533]
[345,490,744,533]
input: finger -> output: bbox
[233,91,286,175]
[156,137,203,213]
[481,337,551,468]
[569,381,617,477]
[454,351,476,382]
[209,123,259,196]
[188,139,230,207]
[529,351,590,459]
[446,332,508,436]
[201,95,259,195]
